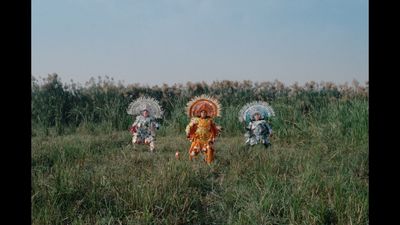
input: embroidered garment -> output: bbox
[127,96,163,152]
[245,119,272,146]
[130,115,160,149]
[239,101,275,148]
[185,95,221,164]
[185,117,220,163]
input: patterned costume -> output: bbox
[185,95,221,164]
[245,120,272,146]
[239,101,275,148]
[127,96,163,152]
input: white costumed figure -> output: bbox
[127,96,163,152]
[238,101,275,148]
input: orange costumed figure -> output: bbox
[185,95,222,164]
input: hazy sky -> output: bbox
[32,0,368,86]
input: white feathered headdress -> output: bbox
[238,101,275,124]
[127,96,163,119]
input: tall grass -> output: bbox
[32,74,368,137]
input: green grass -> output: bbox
[32,129,368,225]
[32,76,368,224]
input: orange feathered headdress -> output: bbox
[186,95,221,118]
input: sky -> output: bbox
[32,0,368,86]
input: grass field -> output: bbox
[32,76,368,224]
[32,127,368,224]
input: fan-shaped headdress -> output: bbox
[127,96,163,119]
[186,95,221,118]
[238,101,275,124]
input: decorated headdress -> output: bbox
[186,95,221,118]
[127,96,163,119]
[238,101,275,124]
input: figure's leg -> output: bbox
[132,135,140,150]
[189,142,196,161]
[262,137,271,148]
[244,136,251,149]
[133,134,143,144]
[263,142,271,148]
[149,141,155,152]
[132,135,137,145]
[189,142,202,161]
[205,144,215,164]
[244,132,251,146]
[144,136,155,152]
[249,136,257,146]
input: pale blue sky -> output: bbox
[32,0,368,86]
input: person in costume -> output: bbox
[127,96,163,152]
[185,95,222,164]
[238,101,275,148]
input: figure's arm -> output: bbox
[151,118,160,130]
[130,116,140,134]
[267,123,273,136]
[209,120,222,143]
[185,118,198,139]
[246,122,253,133]
[245,122,251,131]
[129,126,136,134]
[132,116,140,127]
